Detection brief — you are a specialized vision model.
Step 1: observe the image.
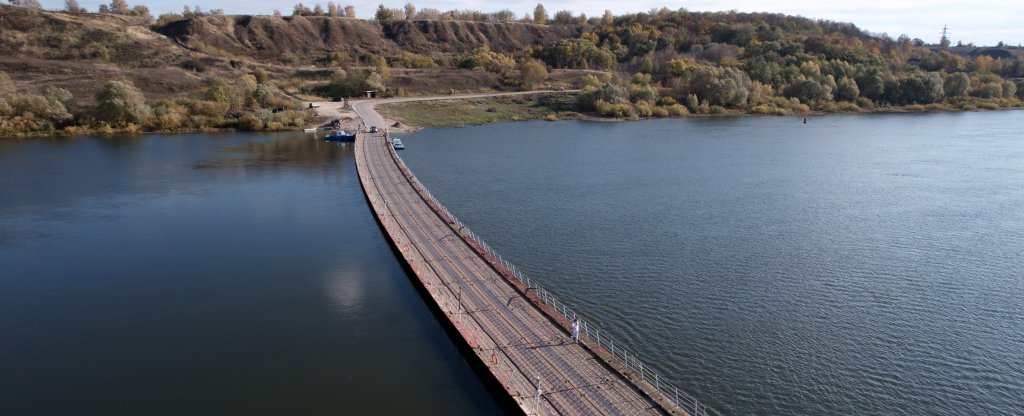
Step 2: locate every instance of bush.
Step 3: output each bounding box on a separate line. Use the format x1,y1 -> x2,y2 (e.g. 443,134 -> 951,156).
577,82 -> 626,111
519,59 -> 548,90
95,80 -> 151,126
977,101 -> 1000,110
835,102 -> 861,112
460,46 -> 516,74
391,52 -> 436,69
665,103 -> 689,116
595,100 -> 638,119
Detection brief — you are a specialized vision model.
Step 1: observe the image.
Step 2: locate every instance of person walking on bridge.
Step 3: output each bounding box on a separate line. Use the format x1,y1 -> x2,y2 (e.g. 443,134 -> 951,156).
571,318 -> 580,343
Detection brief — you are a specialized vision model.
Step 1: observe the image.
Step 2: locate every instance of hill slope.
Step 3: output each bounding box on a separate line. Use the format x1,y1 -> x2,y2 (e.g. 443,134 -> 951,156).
155,15 -> 580,63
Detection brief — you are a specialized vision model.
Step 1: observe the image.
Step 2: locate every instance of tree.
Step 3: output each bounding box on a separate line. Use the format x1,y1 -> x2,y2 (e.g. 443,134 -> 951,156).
44,86 -> 75,111
327,1 -> 339,16
690,65 -> 752,106
887,72 -> 943,104
403,3 -> 415,20
22,0 -> 42,10
293,3 -> 312,16
343,5 -> 355,17
130,5 -> 152,22
520,59 -> 548,89
96,80 -> 152,125
856,70 -> 887,102
533,3 -> 547,24
273,9 -> 282,17
491,9 -> 514,22
374,4 -> 394,22
601,10 -> 613,26
110,0 -> 129,14
943,72 -> 969,98
65,0 -> 83,13
784,78 -> 828,103
553,10 -> 573,24
313,3 -> 324,15
377,59 -> 390,95
576,81 -> 625,110
835,76 -> 859,101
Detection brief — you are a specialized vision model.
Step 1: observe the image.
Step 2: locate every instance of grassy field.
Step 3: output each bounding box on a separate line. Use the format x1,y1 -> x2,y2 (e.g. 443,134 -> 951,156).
378,93 -> 581,128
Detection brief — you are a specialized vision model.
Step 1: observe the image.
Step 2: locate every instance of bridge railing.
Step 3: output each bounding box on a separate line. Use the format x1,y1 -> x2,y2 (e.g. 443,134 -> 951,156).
364,149 -> 545,413
387,146 -> 723,416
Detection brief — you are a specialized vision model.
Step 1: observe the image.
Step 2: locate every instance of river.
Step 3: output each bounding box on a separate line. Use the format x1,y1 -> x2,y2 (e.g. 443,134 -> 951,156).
0,133 -> 502,415
2,111 -> 1022,415
397,111 -> 1024,415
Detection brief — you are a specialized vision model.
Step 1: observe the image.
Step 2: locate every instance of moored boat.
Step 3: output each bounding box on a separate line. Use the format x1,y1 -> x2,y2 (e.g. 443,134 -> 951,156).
392,138 -> 405,149
324,131 -> 356,142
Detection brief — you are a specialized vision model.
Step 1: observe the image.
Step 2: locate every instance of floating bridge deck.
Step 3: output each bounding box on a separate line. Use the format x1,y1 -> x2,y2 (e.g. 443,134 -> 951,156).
352,99 -> 700,416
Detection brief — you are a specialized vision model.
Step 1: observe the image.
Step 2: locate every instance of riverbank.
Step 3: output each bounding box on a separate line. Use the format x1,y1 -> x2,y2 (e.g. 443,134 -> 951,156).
376,92 -> 582,128
377,93 -> 1023,129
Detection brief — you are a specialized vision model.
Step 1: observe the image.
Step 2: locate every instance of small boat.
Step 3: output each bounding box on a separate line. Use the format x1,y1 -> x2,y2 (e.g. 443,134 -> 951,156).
303,128 -> 317,133
392,138 -> 405,149
324,130 -> 356,142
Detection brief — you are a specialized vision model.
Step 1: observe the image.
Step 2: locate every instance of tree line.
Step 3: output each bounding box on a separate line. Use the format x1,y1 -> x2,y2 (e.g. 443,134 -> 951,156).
0,69 -> 311,137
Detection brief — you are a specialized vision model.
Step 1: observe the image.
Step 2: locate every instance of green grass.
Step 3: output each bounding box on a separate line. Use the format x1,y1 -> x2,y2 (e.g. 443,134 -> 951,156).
378,93 -> 579,127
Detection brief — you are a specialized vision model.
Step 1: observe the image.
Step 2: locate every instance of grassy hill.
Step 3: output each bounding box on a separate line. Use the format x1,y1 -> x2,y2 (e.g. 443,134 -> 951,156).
1,4 -> 1022,137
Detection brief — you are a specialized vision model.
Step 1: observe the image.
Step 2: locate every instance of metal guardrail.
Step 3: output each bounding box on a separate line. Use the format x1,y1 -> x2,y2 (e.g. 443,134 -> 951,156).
384,142 -> 723,416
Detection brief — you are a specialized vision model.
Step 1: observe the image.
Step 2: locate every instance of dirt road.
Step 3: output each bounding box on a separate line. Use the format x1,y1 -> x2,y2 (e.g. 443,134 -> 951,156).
312,90 -> 574,132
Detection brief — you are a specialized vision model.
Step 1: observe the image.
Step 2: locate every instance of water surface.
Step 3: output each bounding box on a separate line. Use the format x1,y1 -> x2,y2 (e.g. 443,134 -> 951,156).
398,111 -> 1024,415
0,133 -> 503,415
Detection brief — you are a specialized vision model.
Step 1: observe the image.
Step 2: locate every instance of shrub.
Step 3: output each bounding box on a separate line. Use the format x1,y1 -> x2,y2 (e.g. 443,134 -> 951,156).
95,80 -> 151,125
977,101 -> 1000,110
391,52 -> 436,69
665,103 -> 689,116
835,102 -> 861,112
519,59 -> 548,90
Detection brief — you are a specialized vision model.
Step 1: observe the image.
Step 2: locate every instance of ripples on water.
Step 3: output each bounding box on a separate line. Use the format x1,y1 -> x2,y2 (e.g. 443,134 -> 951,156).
399,112 -> 1024,415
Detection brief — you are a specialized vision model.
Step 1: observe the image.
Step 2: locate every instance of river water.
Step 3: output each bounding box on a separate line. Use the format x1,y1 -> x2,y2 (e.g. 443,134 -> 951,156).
0,134 -> 502,415
3,111 -> 1022,415
397,111 -> 1024,415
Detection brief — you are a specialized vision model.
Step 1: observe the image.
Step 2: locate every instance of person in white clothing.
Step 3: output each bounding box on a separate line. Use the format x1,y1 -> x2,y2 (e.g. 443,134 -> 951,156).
571,318 -> 580,343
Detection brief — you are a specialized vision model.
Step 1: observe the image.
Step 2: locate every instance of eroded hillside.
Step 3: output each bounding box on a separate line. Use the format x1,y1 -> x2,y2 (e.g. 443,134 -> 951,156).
155,15 -> 580,63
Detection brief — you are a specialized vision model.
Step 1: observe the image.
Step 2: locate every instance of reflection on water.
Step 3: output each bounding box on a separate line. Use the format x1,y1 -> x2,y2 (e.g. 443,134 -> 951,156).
198,135 -> 355,171
0,133 -> 502,415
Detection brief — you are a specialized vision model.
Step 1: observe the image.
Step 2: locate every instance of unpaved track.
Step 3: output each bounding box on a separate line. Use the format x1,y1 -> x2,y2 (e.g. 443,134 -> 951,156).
312,90 -> 574,131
